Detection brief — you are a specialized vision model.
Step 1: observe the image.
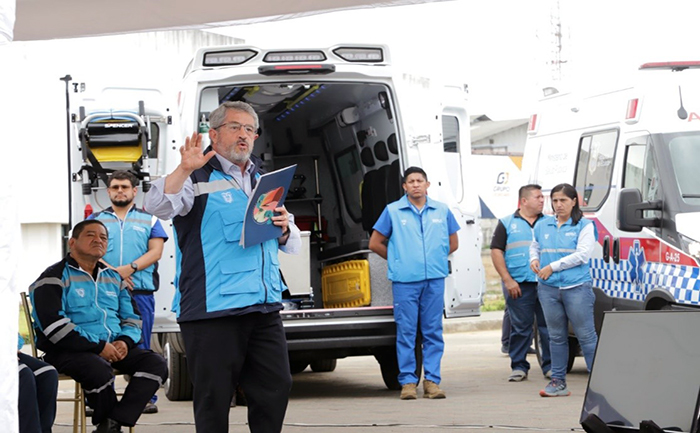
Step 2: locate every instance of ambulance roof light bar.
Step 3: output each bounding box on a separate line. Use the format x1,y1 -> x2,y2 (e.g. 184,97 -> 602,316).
263,51 -> 326,63
333,47 -> 383,63
639,61 -> 700,71
203,49 -> 257,67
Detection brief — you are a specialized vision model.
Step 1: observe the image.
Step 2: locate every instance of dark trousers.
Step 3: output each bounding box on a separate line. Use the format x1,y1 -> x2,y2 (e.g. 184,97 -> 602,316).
18,353 -> 58,433
180,312 -> 292,433
44,347 -> 167,427
505,282 -> 551,374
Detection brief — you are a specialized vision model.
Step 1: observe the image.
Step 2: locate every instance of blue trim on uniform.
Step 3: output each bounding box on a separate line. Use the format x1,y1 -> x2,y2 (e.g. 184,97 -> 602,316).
89,206 -> 168,292
172,153 -> 286,322
373,195 -> 460,283
533,216 -> 596,287
500,212 -> 540,283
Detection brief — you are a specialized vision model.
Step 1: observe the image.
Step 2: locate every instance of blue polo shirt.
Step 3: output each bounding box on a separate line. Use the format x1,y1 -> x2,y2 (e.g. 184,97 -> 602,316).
373,195 -> 460,283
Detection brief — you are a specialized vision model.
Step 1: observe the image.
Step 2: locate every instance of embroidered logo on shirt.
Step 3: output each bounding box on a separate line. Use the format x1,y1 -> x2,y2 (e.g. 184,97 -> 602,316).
105,291 -> 118,298
544,234 -> 550,240
432,218 -> 442,223
132,226 -> 147,234
75,288 -> 85,298
401,219 -> 407,226
221,192 -> 233,203
565,232 -> 576,237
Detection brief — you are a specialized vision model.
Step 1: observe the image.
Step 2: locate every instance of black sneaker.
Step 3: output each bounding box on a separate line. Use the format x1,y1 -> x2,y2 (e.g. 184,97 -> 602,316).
142,402 -> 158,414
92,418 -> 122,433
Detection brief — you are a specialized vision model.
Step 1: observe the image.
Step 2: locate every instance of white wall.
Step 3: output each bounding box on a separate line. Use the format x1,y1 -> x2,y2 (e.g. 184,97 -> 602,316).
18,223 -> 63,292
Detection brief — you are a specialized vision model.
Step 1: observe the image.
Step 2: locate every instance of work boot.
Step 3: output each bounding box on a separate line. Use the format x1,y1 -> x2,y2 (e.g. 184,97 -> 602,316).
400,383 -> 417,400
423,380 -> 446,399
92,418 -> 122,433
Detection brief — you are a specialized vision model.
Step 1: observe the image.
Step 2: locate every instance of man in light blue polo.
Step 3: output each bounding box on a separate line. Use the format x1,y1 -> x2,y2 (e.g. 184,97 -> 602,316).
369,166 -> 460,400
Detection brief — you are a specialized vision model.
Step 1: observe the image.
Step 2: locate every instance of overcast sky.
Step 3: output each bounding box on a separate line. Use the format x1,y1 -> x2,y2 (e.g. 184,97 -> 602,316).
209,0 -> 700,119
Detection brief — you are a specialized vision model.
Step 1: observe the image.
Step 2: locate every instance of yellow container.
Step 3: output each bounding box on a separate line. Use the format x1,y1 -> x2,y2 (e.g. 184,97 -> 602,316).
322,259 -> 371,308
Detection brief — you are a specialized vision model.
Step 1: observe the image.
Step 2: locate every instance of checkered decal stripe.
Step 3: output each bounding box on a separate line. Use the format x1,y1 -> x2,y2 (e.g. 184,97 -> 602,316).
591,259 -> 700,306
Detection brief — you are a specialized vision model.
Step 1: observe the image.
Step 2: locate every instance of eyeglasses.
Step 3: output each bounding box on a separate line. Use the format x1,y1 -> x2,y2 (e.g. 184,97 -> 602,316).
215,122 -> 257,135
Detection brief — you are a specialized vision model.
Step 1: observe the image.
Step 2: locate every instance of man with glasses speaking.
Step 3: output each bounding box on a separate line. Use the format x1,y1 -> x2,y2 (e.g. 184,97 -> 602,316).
145,101 -> 301,433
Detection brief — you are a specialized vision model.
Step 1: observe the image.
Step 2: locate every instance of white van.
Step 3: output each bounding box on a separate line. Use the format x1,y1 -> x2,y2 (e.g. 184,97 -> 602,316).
68,44 -> 485,399
523,61 -> 700,367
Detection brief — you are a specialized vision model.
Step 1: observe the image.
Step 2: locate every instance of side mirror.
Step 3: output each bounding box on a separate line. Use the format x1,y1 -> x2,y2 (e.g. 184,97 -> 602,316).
617,188 -> 662,232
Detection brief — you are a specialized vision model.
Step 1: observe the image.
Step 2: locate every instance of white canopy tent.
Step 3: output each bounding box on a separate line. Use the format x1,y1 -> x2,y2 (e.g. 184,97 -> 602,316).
3,0 -> 445,42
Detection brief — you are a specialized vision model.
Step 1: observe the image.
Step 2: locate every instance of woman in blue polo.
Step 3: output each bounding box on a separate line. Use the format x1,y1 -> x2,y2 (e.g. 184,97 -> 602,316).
530,183 -> 598,398
369,166 -> 460,401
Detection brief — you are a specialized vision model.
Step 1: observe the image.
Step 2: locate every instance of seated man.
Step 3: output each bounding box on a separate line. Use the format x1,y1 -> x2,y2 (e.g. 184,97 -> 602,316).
29,220 -> 168,433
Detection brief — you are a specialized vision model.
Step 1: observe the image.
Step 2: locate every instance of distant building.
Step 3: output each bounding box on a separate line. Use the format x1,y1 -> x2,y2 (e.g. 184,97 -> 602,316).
470,115 -> 529,248
470,114 -> 528,156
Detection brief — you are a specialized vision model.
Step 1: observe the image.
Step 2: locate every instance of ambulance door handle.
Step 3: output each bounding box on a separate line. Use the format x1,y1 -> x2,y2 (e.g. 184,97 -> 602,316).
603,236 -> 610,263
612,238 -> 620,264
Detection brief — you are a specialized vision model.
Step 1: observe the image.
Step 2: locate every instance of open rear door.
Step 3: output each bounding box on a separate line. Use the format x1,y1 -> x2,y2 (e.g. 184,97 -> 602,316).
441,88 -> 484,318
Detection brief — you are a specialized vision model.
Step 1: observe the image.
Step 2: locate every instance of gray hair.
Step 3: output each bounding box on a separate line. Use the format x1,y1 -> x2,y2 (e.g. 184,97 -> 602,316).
208,101 -> 259,130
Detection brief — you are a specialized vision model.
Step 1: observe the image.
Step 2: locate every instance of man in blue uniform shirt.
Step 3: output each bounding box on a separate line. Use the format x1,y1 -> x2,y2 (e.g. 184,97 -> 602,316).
30,220 -> 167,433
89,170 -> 168,414
369,166 -> 460,400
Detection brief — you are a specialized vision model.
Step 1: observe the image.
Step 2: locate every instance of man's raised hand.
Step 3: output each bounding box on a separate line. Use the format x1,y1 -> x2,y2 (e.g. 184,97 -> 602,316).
180,132 -> 216,173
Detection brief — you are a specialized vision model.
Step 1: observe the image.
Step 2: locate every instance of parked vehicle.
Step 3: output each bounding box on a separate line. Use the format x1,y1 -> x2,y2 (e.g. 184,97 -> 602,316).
68,44 -> 486,399
523,61 -> 700,369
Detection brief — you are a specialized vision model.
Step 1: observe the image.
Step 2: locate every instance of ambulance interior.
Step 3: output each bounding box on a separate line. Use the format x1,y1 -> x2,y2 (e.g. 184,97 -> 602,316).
198,82 -> 403,308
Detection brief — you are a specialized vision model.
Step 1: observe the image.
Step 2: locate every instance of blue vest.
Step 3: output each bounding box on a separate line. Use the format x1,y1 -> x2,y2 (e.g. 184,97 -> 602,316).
385,195 -> 453,283
30,258 -> 142,348
91,207 -> 158,292
500,213 -> 539,283
534,216 -> 595,287
172,155 -> 286,322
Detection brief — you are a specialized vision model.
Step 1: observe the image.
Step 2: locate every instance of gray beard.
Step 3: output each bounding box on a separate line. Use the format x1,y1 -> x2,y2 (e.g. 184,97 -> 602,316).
226,147 -> 253,165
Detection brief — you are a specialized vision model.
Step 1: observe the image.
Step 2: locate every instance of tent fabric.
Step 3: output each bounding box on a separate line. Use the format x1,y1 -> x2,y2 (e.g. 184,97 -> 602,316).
0,175 -> 20,433
11,0 -> 445,41
0,0 -> 15,43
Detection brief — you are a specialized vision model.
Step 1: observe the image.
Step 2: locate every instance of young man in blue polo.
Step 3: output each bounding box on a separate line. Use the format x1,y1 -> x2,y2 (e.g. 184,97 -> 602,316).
369,166 -> 460,400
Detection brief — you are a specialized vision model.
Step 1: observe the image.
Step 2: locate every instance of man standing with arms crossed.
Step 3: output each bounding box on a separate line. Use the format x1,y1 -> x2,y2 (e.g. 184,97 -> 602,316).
89,170 -> 167,414
490,184 -> 551,382
369,166 -> 460,400
145,101 -> 299,433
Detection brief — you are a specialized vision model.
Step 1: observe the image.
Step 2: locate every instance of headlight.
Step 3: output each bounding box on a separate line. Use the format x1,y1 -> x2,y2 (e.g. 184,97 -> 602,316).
680,234 -> 700,261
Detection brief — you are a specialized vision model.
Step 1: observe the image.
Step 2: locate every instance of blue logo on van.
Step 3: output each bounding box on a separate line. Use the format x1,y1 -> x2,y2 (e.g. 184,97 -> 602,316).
628,240 -> 646,292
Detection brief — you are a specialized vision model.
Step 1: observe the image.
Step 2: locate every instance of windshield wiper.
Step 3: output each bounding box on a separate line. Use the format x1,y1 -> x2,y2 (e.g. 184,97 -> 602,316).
682,194 -> 700,198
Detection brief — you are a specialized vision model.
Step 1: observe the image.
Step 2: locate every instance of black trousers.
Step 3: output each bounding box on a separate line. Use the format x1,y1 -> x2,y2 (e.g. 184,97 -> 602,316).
44,347 -> 167,427
18,353 -> 58,433
180,312 -> 292,433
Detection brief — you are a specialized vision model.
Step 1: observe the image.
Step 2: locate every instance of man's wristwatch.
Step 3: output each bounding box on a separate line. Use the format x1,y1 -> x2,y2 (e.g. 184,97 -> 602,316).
130,262 -> 139,273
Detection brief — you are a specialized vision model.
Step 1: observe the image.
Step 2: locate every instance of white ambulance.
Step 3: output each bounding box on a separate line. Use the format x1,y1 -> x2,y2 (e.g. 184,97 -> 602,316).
523,61 -> 700,366
68,44 -> 485,399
